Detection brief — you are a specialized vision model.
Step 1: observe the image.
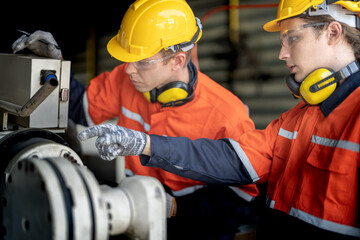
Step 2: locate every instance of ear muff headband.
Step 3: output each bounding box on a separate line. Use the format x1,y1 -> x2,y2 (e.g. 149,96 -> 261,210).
285,60 -> 360,105
143,81 -> 195,107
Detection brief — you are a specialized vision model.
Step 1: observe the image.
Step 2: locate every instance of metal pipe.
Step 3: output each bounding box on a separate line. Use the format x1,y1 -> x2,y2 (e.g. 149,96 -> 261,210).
0,77 -> 58,117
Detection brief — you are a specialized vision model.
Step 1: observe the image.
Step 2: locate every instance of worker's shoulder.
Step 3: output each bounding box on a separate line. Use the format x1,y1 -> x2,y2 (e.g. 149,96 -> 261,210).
196,72 -> 249,117
197,71 -> 245,105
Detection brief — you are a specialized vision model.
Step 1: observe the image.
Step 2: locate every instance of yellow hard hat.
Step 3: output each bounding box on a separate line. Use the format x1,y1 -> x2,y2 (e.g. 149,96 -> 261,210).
264,0 -> 360,32
107,0 -> 202,62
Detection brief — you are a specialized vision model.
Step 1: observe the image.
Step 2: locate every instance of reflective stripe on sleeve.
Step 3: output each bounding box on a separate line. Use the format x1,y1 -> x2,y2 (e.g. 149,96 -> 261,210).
289,208 -> 360,237
278,128 -> 297,140
266,196 -> 275,209
83,92 -> 95,126
229,186 -> 256,202
228,139 -> 260,183
121,106 -> 150,132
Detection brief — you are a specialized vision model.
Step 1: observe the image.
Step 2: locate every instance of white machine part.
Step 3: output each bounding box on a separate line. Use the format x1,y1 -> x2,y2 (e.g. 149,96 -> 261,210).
0,54 -> 167,240
3,157 -> 166,240
0,54 -> 70,131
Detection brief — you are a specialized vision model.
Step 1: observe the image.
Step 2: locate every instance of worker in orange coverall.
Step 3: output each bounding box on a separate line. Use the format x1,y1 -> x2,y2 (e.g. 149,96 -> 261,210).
12,1 -> 262,239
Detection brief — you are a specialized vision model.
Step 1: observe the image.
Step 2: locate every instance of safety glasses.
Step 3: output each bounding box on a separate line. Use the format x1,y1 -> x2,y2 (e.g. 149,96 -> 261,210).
280,22 -> 326,48
133,53 -> 176,70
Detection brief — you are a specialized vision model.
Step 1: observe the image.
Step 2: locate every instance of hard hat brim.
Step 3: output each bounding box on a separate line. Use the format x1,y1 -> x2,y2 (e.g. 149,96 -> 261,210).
107,29 -> 202,63
107,36 -> 155,63
263,19 -> 282,32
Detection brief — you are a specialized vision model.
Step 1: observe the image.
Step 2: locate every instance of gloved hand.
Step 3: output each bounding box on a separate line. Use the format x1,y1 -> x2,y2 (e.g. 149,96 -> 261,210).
12,30 -> 62,59
78,123 -> 147,161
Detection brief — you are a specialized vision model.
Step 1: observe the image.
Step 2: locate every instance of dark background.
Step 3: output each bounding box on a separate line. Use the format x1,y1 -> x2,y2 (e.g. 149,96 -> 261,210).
0,1 -> 133,60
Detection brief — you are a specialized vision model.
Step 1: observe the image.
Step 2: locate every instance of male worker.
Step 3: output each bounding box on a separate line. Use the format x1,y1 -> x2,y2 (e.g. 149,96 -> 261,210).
78,0 -> 360,239
12,0 -> 260,239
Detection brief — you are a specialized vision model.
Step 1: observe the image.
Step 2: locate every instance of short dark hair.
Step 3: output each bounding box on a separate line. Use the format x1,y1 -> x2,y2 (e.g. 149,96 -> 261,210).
300,15 -> 360,59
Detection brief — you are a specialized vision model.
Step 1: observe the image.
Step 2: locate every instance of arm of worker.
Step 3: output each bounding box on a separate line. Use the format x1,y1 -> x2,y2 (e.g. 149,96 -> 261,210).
68,73 -> 89,126
141,135 -> 258,185
78,123 -> 260,186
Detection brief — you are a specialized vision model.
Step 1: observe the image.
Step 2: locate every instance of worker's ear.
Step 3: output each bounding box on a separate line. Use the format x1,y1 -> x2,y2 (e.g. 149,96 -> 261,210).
171,52 -> 186,71
327,21 -> 342,46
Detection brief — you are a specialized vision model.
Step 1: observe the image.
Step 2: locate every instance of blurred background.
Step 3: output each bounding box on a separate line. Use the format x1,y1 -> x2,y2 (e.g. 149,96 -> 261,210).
0,0 -> 299,129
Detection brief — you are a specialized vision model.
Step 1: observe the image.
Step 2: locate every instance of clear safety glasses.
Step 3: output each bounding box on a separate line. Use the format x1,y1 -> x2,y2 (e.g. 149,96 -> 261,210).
133,53 -> 176,70
280,22 -> 326,48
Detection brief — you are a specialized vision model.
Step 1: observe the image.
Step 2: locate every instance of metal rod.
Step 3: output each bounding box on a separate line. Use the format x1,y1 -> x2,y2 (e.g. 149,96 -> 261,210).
0,78 -> 58,117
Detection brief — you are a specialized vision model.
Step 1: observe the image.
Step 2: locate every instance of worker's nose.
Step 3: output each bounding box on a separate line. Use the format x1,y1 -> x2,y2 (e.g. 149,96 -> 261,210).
126,62 -> 138,75
278,45 -> 290,61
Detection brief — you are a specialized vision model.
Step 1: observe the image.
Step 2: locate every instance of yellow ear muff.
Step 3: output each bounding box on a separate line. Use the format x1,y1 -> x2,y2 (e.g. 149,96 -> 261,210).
143,81 -> 190,106
300,68 -> 336,105
157,88 -> 188,103
143,91 -> 151,102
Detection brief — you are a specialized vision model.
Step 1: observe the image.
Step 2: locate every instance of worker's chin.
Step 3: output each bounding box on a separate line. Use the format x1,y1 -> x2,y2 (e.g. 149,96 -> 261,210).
294,73 -> 304,83
133,85 -> 149,93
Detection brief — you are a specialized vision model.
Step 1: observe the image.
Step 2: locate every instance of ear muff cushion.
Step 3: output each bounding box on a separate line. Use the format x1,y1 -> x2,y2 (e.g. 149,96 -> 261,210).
157,88 -> 189,103
300,68 -> 336,105
143,91 -> 151,102
285,74 -> 301,98
157,82 -> 189,103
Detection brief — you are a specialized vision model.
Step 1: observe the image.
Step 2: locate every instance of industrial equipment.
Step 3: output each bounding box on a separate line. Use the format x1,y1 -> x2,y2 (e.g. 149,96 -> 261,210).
0,54 -> 166,240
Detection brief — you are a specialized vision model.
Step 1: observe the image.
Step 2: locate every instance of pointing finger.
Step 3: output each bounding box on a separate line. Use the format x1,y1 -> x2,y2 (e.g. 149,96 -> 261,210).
77,125 -> 111,141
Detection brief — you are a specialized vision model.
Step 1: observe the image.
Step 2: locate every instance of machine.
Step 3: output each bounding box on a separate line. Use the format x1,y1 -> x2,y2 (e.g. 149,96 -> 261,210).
0,54 -> 166,240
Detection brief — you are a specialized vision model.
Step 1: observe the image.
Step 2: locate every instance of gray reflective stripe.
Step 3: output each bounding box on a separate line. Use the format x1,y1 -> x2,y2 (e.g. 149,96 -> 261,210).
278,128 -> 297,140
229,186 -> 256,202
228,138 -> 260,183
121,106 -> 150,132
168,185 -> 255,200
171,185 -> 206,197
289,208 -> 360,237
266,196 -> 275,209
83,92 -> 95,126
311,135 -> 360,153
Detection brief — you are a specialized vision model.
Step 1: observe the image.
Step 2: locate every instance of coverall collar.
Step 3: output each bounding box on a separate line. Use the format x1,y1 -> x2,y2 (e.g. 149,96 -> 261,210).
320,70 -> 360,117
187,60 -> 198,96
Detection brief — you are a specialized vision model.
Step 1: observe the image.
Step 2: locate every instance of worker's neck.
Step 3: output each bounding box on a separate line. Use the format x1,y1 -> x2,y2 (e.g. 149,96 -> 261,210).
178,65 -> 190,84
164,64 -> 190,86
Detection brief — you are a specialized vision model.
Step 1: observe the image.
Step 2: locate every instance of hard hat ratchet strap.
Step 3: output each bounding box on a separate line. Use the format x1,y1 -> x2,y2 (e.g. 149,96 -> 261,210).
167,17 -> 203,53
306,0 -> 360,30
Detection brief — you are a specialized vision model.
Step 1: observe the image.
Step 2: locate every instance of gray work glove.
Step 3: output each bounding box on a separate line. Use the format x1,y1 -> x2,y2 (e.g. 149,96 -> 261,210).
12,30 -> 62,59
78,123 -> 147,161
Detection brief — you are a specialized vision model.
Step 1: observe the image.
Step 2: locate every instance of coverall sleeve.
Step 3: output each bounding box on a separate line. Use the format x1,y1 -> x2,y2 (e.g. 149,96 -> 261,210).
140,135 -> 260,185
68,73 -> 88,126
140,118 -> 282,185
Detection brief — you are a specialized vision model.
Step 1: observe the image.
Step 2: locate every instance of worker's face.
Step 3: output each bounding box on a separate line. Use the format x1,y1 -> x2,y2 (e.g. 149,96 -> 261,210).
125,52 -> 175,92
278,18 -> 331,82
